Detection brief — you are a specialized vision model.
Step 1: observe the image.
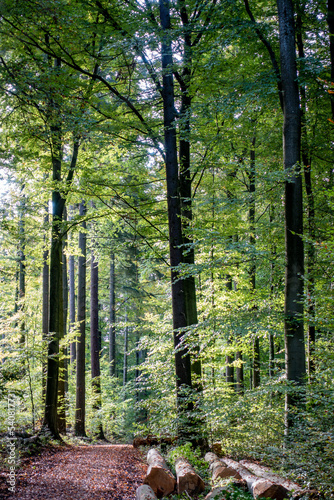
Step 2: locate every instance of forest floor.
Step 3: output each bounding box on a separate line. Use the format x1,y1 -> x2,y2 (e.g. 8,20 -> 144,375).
0,443 -> 147,499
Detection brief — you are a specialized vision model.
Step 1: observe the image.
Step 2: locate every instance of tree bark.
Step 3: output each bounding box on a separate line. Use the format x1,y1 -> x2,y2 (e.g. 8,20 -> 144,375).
175,457 -> 205,495
159,0 -> 193,437
57,207 -> 68,435
276,0 -> 306,428
43,63 -> 64,437
75,200 -> 87,437
296,8 -> 316,378
109,251 -> 116,376
90,240 -> 104,439
144,449 -> 176,498
327,0 -> 334,119
123,310 -> 128,387
222,458 -> 289,499
42,204 -> 49,400
69,207 -> 76,364
18,194 -> 26,345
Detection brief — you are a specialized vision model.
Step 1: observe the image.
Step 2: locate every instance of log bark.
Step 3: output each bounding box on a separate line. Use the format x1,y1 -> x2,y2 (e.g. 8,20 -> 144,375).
144,449 -> 176,498
205,452 -> 242,481
222,458 -> 289,499
136,485 -> 157,500
204,452 -> 219,465
175,457 -> 205,495
239,460 -> 302,494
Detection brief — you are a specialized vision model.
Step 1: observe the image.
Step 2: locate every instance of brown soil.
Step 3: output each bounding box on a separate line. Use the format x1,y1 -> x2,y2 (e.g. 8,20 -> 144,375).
0,444 -> 146,499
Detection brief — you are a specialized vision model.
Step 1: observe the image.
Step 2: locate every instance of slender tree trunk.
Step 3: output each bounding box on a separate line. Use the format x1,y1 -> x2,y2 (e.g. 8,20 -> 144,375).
225,277 -> 235,387
159,0 -> 193,437
296,9 -> 316,378
123,310 -> 128,387
248,135 -> 260,388
327,0 -> 334,119
57,207 -> 68,434
235,350 -> 244,393
75,201 -> 87,437
109,252 -> 116,376
277,0 -> 306,429
269,207 -> 276,378
69,207 -> 76,364
90,241 -> 104,439
42,203 -> 49,400
18,194 -> 26,345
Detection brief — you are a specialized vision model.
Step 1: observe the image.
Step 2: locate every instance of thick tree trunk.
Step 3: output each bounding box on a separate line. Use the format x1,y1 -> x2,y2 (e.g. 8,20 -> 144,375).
159,0 -> 193,437
75,201 -> 87,437
43,84 -> 64,437
178,27 -> 202,387
277,0 -> 306,428
44,164 -> 63,439
109,252 -> 116,376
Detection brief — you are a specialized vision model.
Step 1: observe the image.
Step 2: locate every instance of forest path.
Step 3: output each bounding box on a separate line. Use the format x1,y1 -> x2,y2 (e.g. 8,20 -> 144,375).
4,443 -> 146,499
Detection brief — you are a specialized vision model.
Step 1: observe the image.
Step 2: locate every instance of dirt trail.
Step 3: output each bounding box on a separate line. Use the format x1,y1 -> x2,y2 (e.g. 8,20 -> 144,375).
1,444 -> 146,499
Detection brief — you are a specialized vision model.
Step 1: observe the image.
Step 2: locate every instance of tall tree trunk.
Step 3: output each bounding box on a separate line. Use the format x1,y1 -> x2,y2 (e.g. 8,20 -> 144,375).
178,3 -> 202,388
57,207 -> 68,435
269,206 -> 276,378
42,203 -> 49,400
69,207 -> 76,364
277,0 -> 306,429
18,194 -> 26,345
109,251 -> 116,376
296,9 -> 316,378
75,201 -> 87,437
327,0 -> 334,119
249,135 -> 260,389
90,241 -> 104,439
159,0 -> 193,438
225,277 -> 235,388
123,310 -> 128,387
43,58 -> 63,437
44,164 -> 63,439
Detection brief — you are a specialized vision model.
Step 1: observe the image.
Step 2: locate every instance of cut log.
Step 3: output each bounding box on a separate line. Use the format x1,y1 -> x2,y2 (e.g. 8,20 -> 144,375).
240,461 -> 320,499
205,452 -> 219,465
175,457 -> 205,495
222,458 -> 289,499
136,485 -> 157,500
144,448 -> 176,498
211,460 -> 242,482
239,460 -> 302,494
205,452 -> 242,482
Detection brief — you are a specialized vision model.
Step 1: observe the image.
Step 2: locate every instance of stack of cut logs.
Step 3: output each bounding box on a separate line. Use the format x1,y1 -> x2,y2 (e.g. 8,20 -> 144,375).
136,449 -> 319,499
